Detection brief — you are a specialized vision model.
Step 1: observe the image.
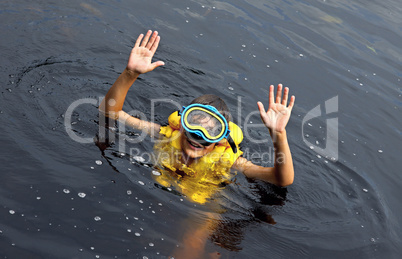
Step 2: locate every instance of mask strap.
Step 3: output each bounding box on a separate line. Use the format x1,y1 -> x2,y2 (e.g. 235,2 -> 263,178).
227,134 -> 237,153
178,106 -> 186,116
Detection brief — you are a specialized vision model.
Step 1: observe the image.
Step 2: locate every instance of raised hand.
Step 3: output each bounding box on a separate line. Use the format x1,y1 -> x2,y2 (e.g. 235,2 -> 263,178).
126,30 -> 165,74
257,84 -> 295,134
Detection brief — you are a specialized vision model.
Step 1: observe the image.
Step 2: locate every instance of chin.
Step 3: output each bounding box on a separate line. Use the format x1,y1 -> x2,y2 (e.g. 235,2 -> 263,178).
183,149 -> 204,159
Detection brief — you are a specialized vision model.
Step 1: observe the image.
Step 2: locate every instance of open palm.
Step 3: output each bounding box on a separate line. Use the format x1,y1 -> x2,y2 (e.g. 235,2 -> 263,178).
126,30 -> 164,74
257,84 -> 295,133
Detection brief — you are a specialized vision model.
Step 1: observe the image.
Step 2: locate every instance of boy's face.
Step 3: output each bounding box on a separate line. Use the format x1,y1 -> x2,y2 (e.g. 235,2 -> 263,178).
180,129 -> 215,159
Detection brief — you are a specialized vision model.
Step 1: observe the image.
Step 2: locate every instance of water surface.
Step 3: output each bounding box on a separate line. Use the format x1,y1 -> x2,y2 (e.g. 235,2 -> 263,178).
1,0 -> 401,258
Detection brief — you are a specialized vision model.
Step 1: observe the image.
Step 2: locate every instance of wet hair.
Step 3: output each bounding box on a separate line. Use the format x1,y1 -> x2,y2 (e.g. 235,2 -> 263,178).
190,94 -> 231,122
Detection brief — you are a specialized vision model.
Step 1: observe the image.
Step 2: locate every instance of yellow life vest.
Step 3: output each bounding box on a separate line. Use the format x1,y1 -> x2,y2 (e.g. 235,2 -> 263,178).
153,111 -> 243,204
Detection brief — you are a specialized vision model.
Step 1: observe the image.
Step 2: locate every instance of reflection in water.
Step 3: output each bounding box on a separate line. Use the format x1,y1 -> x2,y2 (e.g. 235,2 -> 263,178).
95,119 -> 288,255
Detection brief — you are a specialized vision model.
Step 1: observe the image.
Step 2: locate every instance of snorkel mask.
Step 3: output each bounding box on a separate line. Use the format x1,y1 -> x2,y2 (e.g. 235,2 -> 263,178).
179,104 -> 238,153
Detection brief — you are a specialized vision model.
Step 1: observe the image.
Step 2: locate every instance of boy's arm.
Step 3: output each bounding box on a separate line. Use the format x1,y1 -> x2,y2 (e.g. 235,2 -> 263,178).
99,30 -> 165,137
232,84 -> 295,187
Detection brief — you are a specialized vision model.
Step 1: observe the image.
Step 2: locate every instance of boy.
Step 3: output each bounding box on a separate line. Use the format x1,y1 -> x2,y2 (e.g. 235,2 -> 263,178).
99,30 -> 295,193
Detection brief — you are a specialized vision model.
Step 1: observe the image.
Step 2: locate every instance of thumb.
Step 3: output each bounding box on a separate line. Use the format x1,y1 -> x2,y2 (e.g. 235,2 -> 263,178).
257,101 -> 268,122
150,60 -> 165,70
257,101 -> 266,115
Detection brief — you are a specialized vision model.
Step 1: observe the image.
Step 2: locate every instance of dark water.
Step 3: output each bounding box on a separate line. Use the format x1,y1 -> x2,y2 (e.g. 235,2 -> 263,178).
1,0 -> 401,258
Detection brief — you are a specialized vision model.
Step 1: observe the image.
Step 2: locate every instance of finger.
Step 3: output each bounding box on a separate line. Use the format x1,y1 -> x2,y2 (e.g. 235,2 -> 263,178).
288,95 -> 295,110
268,85 -> 274,109
146,31 -> 158,49
140,30 -> 152,47
135,33 -> 144,48
282,87 -> 289,106
150,35 -> 161,54
276,84 -> 283,103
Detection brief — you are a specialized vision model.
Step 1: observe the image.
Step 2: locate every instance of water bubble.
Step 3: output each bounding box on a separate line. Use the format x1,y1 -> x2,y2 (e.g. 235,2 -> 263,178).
133,156 -> 145,163
149,243 -> 154,247
127,190 -> 132,195
242,44 -> 246,48
95,160 -> 102,165
94,216 -> 101,221
78,192 -> 86,198
228,86 -> 234,91
135,232 -> 141,236
9,210 -> 15,215
36,197 -> 41,200
63,189 -> 70,194
299,54 -> 304,57
127,229 -> 132,233
362,189 -> 368,193
378,150 -> 383,153
138,181 -> 145,186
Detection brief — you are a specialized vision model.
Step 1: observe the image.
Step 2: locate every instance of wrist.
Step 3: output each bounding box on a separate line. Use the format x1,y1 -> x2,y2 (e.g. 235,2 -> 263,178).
124,67 -> 140,78
269,129 -> 287,145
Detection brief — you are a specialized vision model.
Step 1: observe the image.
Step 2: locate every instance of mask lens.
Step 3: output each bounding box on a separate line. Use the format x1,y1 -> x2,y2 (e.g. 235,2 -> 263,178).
186,110 -> 222,138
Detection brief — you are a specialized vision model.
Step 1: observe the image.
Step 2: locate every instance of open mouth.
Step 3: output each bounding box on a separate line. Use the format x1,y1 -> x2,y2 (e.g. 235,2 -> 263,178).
187,139 -> 204,149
